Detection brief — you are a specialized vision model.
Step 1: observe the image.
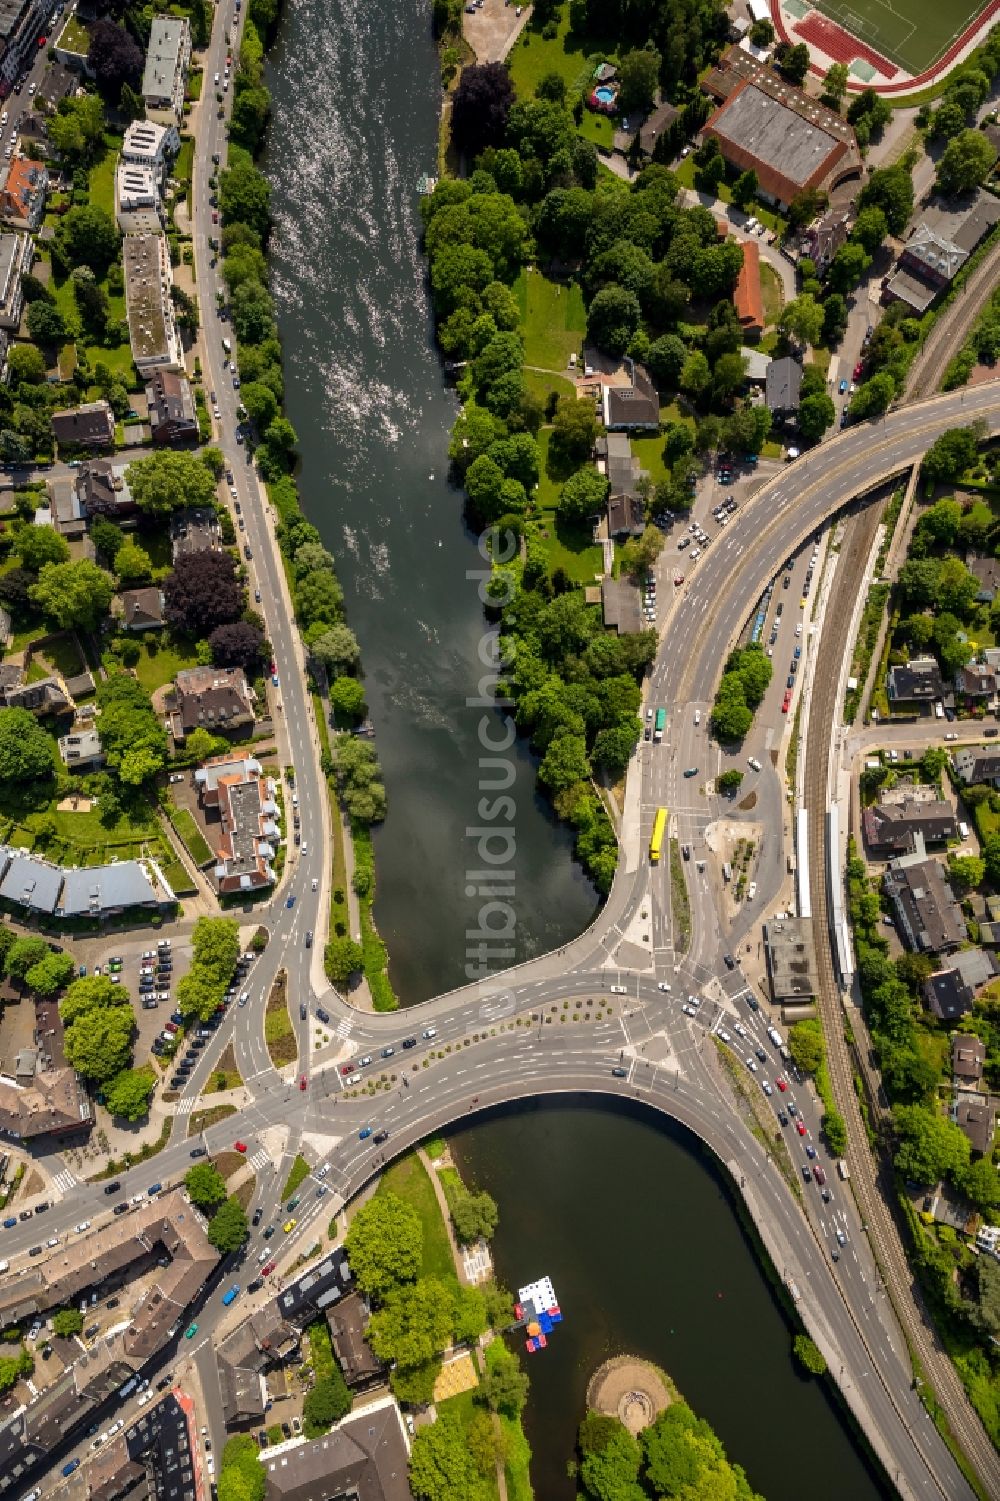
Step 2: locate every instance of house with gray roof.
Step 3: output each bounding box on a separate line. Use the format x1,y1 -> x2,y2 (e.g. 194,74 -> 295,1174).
884,855 -> 965,955
57,727 -> 103,769
0,852 -> 62,914
141,15 -> 190,125
259,1396 -> 413,1501
57,859 -> 167,918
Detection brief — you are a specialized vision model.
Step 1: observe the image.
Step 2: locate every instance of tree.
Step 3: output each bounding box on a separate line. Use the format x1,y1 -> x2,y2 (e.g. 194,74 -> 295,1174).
26,299 -> 68,346
15,524 -> 70,572
96,671 -> 167,786
185,1162 -> 228,1211
409,1412 -> 492,1501
586,285 -> 641,357
302,1370 -> 351,1437
24,951 -> 74,996
731,169 -> 758,210
797,392 -> 835,444
218,1436 -> 265,1501
794,1334 -> 827,1375
104,1066 -> 156,1121
114,540 -> 152,585
893,1103 -> 971,1185
295,572 -> 345,632
7,344 -> 46,386
481,1346 -> 529,1417
859,164 -> 913,236
539,732 -> 589,792
447,1184 -> 499,1244
59,973 -> 125,1024
330,677 -> 366,721
219,161 -> 272,241
64,1003 -> 134,1082
592,722 -> 640,776
368,1276 -> 456,1371
749,16 -> 774,44
647,333 -> 687,389
789,1018 -> 825,1074
557,466 -> 608,525
345,1191 -> 422,1298
29,558 -> 113,630
451,62 -> 514,159
127,450 -> 218,515
716,768 -> 743,795
88,18 -> 144,91
164,551 -> 244,635
849,371 -> 896,420
851,205 -> 888,256
239,379 -> 279,431
550,395 -> 598,468
310,623 -> 361,673
827,241 -> 870,295
52,204 -> 119,278
176,967 -> 227,1023
937,128 -> 997,195
779,295 -> 823,349
823,61 -> 849,105
209,621 -> 266,673
324,936 -> 364,986
0,707 -> 55,784
7,935 -> 51,982
207,1196 -> 249,1254
922,425 -> 981,484
778,41 -> 810,84
52,1308 -> 84,1337
948,853 -> 985,891
618,48 -> 660,116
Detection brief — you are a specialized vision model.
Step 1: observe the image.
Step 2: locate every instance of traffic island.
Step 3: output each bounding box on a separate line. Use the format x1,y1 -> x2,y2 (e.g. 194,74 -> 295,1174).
586,1356 -> 674,1436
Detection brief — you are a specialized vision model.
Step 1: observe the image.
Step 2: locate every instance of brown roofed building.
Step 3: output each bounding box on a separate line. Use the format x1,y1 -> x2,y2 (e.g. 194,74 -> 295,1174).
954,1099 -> 995,1155
734,236 -> 763,336
862,798 -> 957,857
0,157 -> 49,230
638,100 -> 680,157
602,359 -> 659,431
121,586 -> 165,632
195,754 -> 278,894
166,665 -> 254,742
0,1066 -> 91,1142
51,401 -> 115,453
952,1033 -> 986,1084
146,369 -> 198,445
260,1396 -> 413,1501
78,459 -> 137,520
884,856 -> 966,955
327,1291 -> 385,1389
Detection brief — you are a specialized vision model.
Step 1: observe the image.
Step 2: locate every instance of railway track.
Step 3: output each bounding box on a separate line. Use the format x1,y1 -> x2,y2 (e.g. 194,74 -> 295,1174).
805,506 -> 1000,1498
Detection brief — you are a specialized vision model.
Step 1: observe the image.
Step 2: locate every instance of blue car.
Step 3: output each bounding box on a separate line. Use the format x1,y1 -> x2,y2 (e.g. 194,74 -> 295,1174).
838,378 -> 848,394
2,1217 -> 15,1229
286,895 -> 295,909
359,1126 -> 373,1140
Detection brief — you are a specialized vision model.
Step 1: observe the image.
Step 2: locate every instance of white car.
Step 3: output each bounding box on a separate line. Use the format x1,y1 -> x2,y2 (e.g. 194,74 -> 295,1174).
311,878 -> 318,890
346,1073 -> 361,1085
46,1236 -> 58,1248
746,1057 -> 758,1072
795,623 -> 803,637
733,1021 -> 746,1037
694,709 -> 701,725
762,1080 -> 773,1096
656,981 -> 671,992
747,882 -> 757,900
944,732 -> 957,741
131,1194 -> 144,1204
74,1220 -> 91,1233
610,985 -> 627,994
682,1003 -> 697,1016
718,1027 -> 731,1042
748,756 -> 761,772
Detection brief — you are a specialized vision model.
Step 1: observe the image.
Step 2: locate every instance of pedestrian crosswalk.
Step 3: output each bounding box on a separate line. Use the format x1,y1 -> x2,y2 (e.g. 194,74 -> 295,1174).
334,1017 -> 352,1041
50,1169 -> 76,1195
175,1097 -> 196,1117
248,1149 -> 270,1172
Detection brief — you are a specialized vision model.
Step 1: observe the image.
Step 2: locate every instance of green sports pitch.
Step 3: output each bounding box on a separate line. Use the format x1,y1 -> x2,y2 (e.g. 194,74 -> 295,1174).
809,0 -> 991,76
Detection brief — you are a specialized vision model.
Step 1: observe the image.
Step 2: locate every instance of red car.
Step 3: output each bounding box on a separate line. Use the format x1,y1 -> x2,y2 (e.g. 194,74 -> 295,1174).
781,689 -> 792,713
776,1078 -> 787,1092
212,211 -> 218,223
234,1141 -> 247,1153
853,361 -> 864,380
796,1120 -> 807,1136
674,574 -> 684,586
298,1074 -> 307,1091
339,1063 -> 353,1077
262,1260 -> 276,1276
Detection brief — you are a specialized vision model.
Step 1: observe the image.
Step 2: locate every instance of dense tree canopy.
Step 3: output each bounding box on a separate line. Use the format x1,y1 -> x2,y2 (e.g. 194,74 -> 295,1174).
164,551 -> 244,635
345,1191 -> 423,1298
96,671 -> 167,786
126,450 -> 219,515
104,1066 -> 156,1121
0,708 -> 54,784
29,559 -> 113,630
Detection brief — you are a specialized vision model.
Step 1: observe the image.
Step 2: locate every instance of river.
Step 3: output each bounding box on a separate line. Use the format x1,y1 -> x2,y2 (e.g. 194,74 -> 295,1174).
262,2 -> 887,1495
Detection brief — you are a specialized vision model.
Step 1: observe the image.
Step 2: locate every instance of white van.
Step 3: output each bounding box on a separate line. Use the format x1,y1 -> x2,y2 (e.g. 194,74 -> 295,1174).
959,821 -> 970,840
934,701 -> 944,719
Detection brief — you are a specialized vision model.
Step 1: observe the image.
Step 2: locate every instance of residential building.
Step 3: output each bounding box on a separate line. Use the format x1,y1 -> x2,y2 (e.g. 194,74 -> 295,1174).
597,430 -> 646,538
0,155 -> 47,230
77,457 -> 137,520
217,1303 -> 299,1428
51,400 -> 114,452
166,665 -> 254,742
45,474 -> 85,539
121,118 -> 180,178
120,585 -> 165,631
602,359 -> 659,431
275,1245 -> 354,1324
327,1291 -> 384,1389
1,674 -> 71,715
968,554 -> 1000,604
146,368 -> 198,444
884,855 -> 966,954
887,194 -> 1000,313
924,967 -> 975,1022
955,661 -> 997,700
953,746 -> 1000,787
0,228 -> 29,330
81,1391 -> 199,1501
886,655 -> 944,705
638,100 -> 680,157
803,207 -> 851,271
952,1033 -> 986,1085
33,61 -> 76,115
861,797 -> 957,857
741,346 -> 771,383
57,858 -> 172,918
0,0 -> 49,92
259,1396 -> 413,1501
195,754 -> 279,894
123,232 -> 183,373
115,160 -> 160,234
57,727 -> 103,769
953,1099 -> 995,1155
601,575 -> 643,635
170,505 -> 221,557
765,355 -> 802,420
763,917 -> 818,1005
0,1066 -> 90,1140
0,850 -> 61,914
141,15 -> 191,126
700,49 -> 861,208
734,236 -> 763,336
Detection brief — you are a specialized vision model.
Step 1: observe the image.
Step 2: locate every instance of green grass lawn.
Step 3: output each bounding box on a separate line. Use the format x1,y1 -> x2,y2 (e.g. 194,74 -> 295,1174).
631,433 -> 672,488
56,11 -> 89,52
530,515 -> 604,584
523,368 -> 576,409
169,805 -> 214,867
507,3 -> 602,101
577,110 -> 613,149
811,0 -> 987,74
128,633 -> 199,694
759,262 -> 783,328
88,140 -> 120,219
534,428 -> 562,509
84,340 -> 137,389
377,1152 -> 456,1284
282,1154 -> 310,1201
37,632 -> 85,680
514,269 -> 586,373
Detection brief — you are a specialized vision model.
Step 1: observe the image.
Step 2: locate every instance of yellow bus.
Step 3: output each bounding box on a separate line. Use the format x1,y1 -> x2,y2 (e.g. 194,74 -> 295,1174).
649,807 -> 668,864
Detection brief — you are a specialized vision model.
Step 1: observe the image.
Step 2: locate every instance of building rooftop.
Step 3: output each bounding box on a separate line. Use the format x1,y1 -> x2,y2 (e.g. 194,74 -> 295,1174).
141,16 -> 188,102
734,236 -> 763,332
603,360 -> 659,430
862,797 -> 956,856
884,856 -> 966,955
168,665 -> 253,739
121,585 -> 165,630
260,1397 -> 412,1501
705,79 -> 848,201
954,1100 -> 994,1155
51,402 -> 114,450
765,355 -> 802,414
58,860 -> 159,917
0,1066 -> 90,1140
123,233 -> 174,365
952,1032 -> 986,1082
277,1246 -> 353,1323
887,656 -> 944,703
764,917 -> 819,1002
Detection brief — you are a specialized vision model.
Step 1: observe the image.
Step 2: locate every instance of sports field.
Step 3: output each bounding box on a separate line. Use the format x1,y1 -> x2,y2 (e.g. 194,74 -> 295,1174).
808,0 -> 991,75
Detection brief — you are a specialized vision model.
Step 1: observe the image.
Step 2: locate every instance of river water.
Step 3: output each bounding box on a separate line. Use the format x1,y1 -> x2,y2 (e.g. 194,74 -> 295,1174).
263,3 -> 886,1494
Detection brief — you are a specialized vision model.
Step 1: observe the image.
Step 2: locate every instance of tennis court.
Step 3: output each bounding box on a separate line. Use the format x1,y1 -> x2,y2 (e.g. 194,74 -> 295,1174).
807,0 -> 991,76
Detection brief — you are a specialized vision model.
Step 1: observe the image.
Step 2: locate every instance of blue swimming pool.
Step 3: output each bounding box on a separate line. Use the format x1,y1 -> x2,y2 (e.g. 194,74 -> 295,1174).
594,85 -> 616,105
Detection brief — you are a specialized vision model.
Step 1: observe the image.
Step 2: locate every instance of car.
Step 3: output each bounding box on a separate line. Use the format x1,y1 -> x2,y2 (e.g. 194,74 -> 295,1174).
945,731 -> 957,741
776,1077 -> 787,1091
346,1072 -> 362,1085
262,1258 -> 276,1274
778,1111 -> 789,1127
657,981 -> 671,992
802,1165 -> 812,1182
762,1080 -> 773,1096
787,1100 -> 797,1115
286,895 -> 295,909
283,1219 -> 297,1233
185,1323 -> 198,1338
683,766 -> 698,778
836,1229 -> 846,1246
745,1057 -> 757,1072
723,954 -> 735,971
359,1125 -> 373,1139
104,1181 -> 122,1196
781,690 -> 791,714
786,675 -> 794,690
611,1066 -> 627,1077
838,378 -> 848,394
299,1074 -> 307,1091
305,930 -> 313,948
796,1120 -> 807,1136
681,844 -> 690,861
402,1036 -> 417,1048
244,545 -> 253,560
813,1165 -> 827,1185
795,622 -> 802,637
422,1027 -> 437,1039
986,727 -> 999,738
746,882 -> 757,900
373,1129 -> 389,1143
682,1002 -> 697,1016
114,1202 -> 128,1216
381,1045 -> 394,1058
75,1220 -> 91,1233
853,361 -> 864,380
674,574 -> 684,586
234,1141 -> 247,1153
272,673 -> 279,687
